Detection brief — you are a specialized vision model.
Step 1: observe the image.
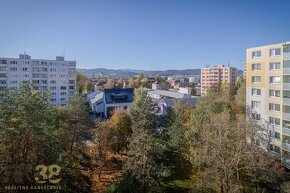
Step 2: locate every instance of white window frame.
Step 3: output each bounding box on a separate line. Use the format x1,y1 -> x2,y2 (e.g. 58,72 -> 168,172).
252,63 -> 261,71
269,103 -> 280,112
269,76 -> 281,84
269,90 -> 280,98
270,48 -> 281,56
252,76 -> 261,83
269,62 -> 280,70
251,88 -> 261,96
252,51 -> 261,59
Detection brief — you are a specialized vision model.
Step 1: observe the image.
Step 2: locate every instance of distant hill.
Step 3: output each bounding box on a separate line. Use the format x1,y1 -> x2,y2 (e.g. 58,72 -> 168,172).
77,68 -> 243,78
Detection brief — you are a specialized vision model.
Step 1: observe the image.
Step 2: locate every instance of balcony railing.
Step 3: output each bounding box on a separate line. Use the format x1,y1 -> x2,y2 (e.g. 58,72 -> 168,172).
283,113 -> 290,121
282,158 -> 290,169
284,83 -> 290,90
284,52 -> 290,60
284,98 -> 290,106
282,142 -> 290,152
284,68 -> 290,74
283,127 -> 290,136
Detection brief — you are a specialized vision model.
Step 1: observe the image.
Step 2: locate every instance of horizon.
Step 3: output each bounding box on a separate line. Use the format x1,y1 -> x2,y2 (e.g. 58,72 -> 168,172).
1,0 -> 290,70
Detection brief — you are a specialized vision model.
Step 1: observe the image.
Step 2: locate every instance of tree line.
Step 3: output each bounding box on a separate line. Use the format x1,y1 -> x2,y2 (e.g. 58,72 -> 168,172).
1,80 -> 290,193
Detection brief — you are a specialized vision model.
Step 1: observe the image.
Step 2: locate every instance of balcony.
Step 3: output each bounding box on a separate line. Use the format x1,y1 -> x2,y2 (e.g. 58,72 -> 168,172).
284,98 -> 290,106
283,113 -> 290,121
282,142 -> 290,152
283,127 -> 290,136
284,68 -> 290,74
284,83 -> 290,90
284,52 -> 290,60
282,158 -> 290,169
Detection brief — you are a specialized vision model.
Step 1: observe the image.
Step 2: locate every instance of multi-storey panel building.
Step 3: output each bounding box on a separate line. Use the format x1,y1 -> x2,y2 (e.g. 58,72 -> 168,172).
0,54 -> 76,106
201,64 -> 237,95
246,42 -> 290,168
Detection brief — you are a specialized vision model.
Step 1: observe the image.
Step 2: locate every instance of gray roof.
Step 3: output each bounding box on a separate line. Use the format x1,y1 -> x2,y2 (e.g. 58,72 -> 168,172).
87,90 -> 103,100
159,97 -> 199,108
148,90 -> 191,99
90,92 -> 104,104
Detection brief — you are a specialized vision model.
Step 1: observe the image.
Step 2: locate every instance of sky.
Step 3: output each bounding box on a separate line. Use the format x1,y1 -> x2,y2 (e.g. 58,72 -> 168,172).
0,0 -> 290,70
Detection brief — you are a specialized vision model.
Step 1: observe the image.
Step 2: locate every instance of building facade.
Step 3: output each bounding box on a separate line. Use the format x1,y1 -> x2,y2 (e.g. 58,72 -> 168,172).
0,54 -> 76,106
201,64 -> 237,95
246,42 -> 290,168
104,88 -> 134,118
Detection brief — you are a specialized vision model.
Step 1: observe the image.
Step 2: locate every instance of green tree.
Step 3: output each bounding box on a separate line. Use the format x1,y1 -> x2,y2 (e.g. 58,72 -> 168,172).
60,95 -> 95,193
123,88 -> 167,193
77,72 -> 86,94
129,77 -> 136,88
0,83 -> 64,188
107,109 -> 132,153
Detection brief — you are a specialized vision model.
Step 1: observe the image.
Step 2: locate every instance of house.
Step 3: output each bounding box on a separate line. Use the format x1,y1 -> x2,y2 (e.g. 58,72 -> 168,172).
158,97 -> 199,114
147,89 -> 191,100
87,90 -> 105,117
104,88 -> 134,118
152,81 -> 162,90
188,75 -> 201,84
178,87 -> 192,95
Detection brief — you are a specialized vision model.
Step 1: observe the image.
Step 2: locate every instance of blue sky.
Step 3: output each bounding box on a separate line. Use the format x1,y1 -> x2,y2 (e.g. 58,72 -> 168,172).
0,0 -> 290,70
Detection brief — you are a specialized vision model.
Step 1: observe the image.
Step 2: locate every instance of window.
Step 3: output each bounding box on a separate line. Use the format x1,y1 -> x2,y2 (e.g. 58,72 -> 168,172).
269,62 -> 280,70
270,48 -> 281,56
251,101 -> 261,108
10,67 -> 17,71
270,76 -> 280,84
269,103 -> 280,111
269,90 -> 280,97
270,131 -> 280,139
252,113 -> 261,120
50,80 -> 56,84
284,91 -> 290,98
255,139 -> 260,146
33,61 -> 40,65
9,61 -> 17,64
10,80 -> 17,84
269,117 -> 280,125
0,66 -> 6,71
124,106 -> 127,110
252,51 -> 261,58
252,88 -> 261,95
60,92 -> 66,96
0,73 -> 7,78
23,68 -> 28,71
0,60 -> 7,64
269,144 -> 280,154
252,76 -> 261,83
252,63 -> 261,70
60,86 -> 67,90
50,86 -> 56,90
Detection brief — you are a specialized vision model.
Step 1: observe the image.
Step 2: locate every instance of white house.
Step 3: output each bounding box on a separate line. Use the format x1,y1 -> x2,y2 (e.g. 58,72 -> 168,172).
104,88 -> 134,118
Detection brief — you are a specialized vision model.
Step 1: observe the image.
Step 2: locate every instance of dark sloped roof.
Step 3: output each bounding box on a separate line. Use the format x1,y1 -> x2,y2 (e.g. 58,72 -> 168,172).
104,88 -> 134,104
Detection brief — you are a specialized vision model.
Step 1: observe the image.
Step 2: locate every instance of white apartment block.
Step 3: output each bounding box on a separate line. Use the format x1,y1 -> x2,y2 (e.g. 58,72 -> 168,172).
246,42 -> 290,168
201,64 -> 237,95
0,54 -> 76,106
